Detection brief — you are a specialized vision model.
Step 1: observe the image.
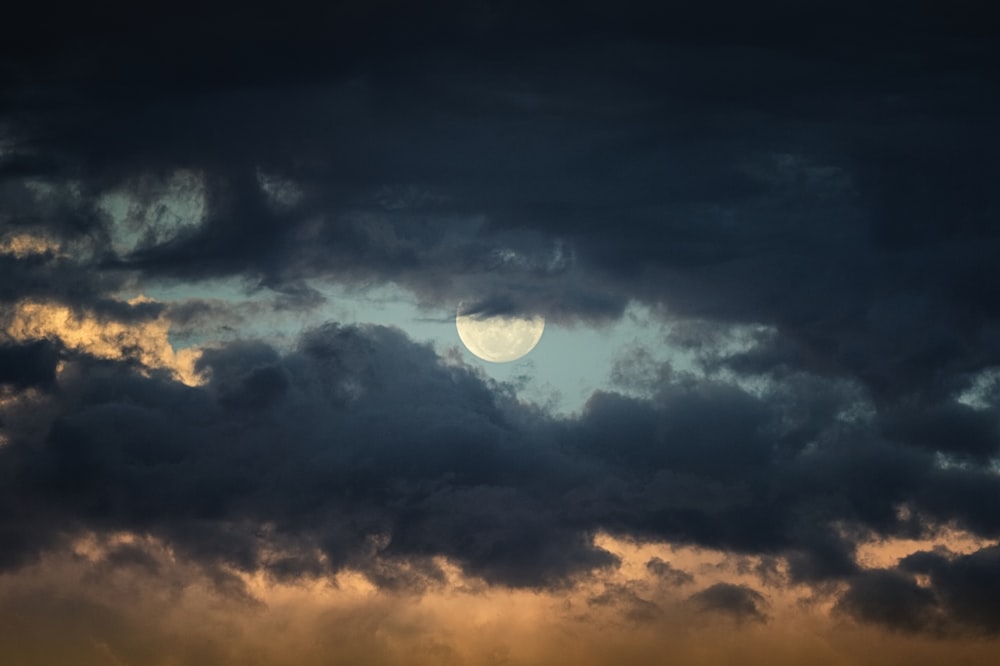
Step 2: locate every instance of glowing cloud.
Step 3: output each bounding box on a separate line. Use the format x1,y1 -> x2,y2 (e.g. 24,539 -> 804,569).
4,298 -> 204,386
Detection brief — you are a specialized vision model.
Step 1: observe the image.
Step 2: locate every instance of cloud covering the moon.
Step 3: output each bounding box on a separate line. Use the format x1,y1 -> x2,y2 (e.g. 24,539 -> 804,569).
456,312 -> 544,362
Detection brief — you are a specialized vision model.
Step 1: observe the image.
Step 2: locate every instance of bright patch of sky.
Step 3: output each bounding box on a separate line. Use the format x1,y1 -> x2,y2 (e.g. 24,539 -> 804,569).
98,170 -> 206,254
955,368 -> 1000,411
103,173 -> 730,414
322,284 -> 696,414
142,276 -> 695,415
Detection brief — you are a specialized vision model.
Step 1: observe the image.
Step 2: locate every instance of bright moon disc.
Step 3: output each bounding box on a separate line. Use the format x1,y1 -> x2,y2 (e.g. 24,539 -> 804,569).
456,311 -> 545,363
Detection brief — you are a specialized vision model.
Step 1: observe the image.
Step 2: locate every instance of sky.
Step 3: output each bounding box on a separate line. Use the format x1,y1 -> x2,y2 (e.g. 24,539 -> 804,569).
1,2 -> 1000,664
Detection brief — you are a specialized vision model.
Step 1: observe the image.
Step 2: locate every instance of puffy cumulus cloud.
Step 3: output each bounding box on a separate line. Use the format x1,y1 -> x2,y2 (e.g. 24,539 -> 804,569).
3,298 -> 203,386
0,320 -> 998,625
0,323 -> 612,586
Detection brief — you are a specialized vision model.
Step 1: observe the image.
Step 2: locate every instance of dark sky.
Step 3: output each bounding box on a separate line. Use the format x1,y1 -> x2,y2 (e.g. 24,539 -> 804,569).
2,2 -> 1000,659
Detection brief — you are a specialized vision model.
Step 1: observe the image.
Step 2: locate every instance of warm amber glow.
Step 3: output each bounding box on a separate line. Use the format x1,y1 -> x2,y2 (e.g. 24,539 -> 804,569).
0,232 -> 61,258
4,298 -> 204,386
3,529 -> 994,665
855,527 -> 994,569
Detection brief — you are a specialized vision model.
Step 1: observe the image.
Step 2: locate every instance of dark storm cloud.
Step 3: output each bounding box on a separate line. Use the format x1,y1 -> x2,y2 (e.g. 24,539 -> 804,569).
838,545 -> 1000,636
900,546 -> 1000,634
2,0 -> 1000,636
3,0 -> 996,420
0,323 -> 610,586
836,569 -> 942,634
0,321 -> 996,598
0,341 -> 58,390
879,401 -> 1000,461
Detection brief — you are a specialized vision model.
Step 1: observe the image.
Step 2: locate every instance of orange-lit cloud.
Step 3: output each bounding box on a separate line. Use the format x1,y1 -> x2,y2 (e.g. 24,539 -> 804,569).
855,526 -> 995,571
4,298 -> 204,386
3,530 -> 999,666
0,232 -> 62,258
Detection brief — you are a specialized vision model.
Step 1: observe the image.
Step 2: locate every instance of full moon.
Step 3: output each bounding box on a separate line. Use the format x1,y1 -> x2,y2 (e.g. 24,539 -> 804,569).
455,311 -> 545,363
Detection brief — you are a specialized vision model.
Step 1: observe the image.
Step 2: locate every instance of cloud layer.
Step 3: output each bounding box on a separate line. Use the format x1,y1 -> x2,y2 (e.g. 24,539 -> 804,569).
2,0 -> 1000,657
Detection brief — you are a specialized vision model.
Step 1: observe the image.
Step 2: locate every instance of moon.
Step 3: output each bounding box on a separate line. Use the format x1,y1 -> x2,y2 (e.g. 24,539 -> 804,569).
455,310 -> 545,363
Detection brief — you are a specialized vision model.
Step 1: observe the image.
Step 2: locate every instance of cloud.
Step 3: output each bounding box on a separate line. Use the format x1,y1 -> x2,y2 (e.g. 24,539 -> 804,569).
688,583 -> 769,624
2,314 -> 999,604
0,341 -> 59,390
0,323 -> 609,586
836,543 -> 1000,637
0,232 -> 61,259
4,299 -> 203,386
836,569 -> 943,634
3,3 -> 998,394
901,545 -> 1000,634
587,582 -> 663,624
645,557 -> 694,586
2,0 -> 1000,648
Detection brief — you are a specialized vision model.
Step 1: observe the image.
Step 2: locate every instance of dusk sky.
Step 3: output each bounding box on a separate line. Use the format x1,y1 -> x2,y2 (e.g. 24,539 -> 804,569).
2,2 -> 1000,664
